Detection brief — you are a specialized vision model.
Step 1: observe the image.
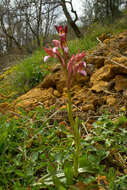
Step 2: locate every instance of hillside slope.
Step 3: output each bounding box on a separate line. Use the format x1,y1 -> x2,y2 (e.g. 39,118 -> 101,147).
1,30 -> 125,124
0,29 -> 127,190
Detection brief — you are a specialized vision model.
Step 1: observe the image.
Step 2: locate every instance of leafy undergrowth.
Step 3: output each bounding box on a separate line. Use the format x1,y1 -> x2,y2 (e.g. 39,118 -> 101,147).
0,106 -> 127,189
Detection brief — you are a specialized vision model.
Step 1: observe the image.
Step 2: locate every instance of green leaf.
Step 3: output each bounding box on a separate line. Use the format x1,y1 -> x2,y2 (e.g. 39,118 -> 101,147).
64,165 -> 74,185
26,167 -> 34,176
31,151 -> 39,162
15,170 -> 25,177
53,176 -> 66,189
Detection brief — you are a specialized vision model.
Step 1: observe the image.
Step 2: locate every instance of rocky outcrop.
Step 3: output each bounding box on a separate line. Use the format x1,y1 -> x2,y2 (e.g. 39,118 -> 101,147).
1,30 -> 127,121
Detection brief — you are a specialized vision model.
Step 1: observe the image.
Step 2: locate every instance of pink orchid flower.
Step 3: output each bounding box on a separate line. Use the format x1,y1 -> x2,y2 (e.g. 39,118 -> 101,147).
43,25 -> 87,89
55,25 -> 68,38
75,52 -> 86,62
44,46 -> 65,67
44,26 -> 69,64
44,47 -> 55,57
55,25 -> 69,56
67,53 -> 86,88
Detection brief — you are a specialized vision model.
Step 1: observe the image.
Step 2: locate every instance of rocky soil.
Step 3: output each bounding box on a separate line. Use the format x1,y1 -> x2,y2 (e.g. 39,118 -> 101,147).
1,31 -> 127,127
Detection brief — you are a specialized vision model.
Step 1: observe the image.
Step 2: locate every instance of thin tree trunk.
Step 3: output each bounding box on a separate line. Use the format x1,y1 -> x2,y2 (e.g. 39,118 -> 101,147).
1,13 -> 22,51
61,0 -> 83,38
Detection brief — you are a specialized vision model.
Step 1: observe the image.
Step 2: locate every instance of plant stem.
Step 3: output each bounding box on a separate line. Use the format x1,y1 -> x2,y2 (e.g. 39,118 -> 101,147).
67,90 -> 75,130
67,90 -> 79,178
73,117 -> 80,178
74,138 -> 79,178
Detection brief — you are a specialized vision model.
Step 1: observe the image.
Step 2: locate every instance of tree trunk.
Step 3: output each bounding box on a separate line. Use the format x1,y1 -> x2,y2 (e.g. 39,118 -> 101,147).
0,14 -> 23,51
61,0 -> 83,38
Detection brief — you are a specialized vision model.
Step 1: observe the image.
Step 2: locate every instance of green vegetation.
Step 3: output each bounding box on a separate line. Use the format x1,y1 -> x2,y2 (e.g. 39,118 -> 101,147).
9,50 -> 49,93
0,107 -> 127,189
69,17 -> 127,54
0,50 -> 52,101
0,11 -> 127,189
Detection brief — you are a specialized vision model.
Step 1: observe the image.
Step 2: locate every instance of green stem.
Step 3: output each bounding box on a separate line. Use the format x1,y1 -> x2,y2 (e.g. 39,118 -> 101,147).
74,141 -> 79,177
67,90 -> 75,130
67,90 -> 80,178
64,69 -> 80,177
73,117 -> 80,178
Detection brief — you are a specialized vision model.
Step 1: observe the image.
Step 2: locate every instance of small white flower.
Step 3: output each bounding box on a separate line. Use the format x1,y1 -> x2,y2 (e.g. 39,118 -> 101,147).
44,55 -> 50,62
83,61 -> 86,67
64,47 -> 69,53
53,47 -> 58,53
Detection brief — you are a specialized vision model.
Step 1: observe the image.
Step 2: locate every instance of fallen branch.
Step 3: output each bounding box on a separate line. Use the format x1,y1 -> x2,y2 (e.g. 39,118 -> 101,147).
96,37 -> 103,44
111,60 -> 127,70
9,110 -> 24,118
82,120 -> 89,135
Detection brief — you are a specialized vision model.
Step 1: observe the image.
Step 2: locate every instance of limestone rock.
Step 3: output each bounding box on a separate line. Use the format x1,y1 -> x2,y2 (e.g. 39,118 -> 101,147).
82,104 -> 94,111
14,88 -> 54,111
39,70 -> 66,92
114,75 -> 127,92
91,65 -> 115,84
53,90 -> 61,97
86,64 -> 96,75
11,31 -> 127,120
39,73 -> 58,89
75,74 -> 89,84
123,89 -> 127,98
85,56 -> 104,68
99,33 -> 112,42
56,78 -> 66,93
91,81 -> 109,92
106,95 -> 116,105
51,64 -> 61,73
91,60 -> 127,86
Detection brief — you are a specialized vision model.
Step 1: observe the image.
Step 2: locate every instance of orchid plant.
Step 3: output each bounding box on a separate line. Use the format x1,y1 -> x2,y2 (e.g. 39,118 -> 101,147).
44,25 -> 87,177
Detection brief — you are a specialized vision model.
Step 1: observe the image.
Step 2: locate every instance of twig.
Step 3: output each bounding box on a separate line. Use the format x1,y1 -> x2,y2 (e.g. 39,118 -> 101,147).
111,60 -> 127,70
96,37 -> 103,44
38,101 -> 44,106
72,104 -> 82,112
9,110 -> 24,118
103,90 -> 116,95
82,120 -> 89,135
48,109 -> 60,120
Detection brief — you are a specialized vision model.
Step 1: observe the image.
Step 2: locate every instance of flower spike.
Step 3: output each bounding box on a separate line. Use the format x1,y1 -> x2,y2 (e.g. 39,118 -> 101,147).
43,24 -> 87,179
43,25 -> 87,88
